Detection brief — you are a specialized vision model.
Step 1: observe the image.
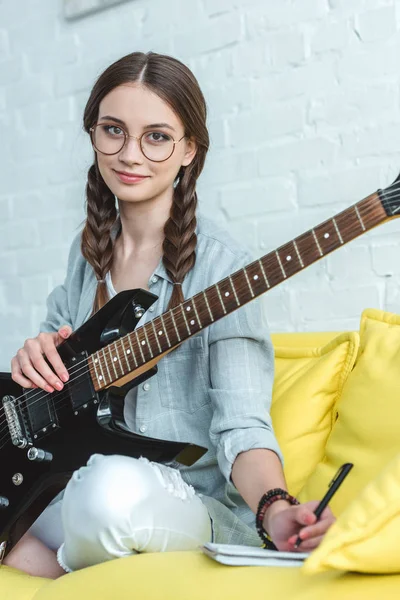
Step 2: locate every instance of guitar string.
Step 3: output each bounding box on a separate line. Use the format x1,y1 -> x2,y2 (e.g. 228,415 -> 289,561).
1,189 -> 400,446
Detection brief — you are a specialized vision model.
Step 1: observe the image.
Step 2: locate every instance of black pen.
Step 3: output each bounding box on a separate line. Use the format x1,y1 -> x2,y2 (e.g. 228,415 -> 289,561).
293,462 -> 354,549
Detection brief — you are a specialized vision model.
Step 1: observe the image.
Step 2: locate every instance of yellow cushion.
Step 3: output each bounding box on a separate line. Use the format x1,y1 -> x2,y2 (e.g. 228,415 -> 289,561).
271,332 -> 359,496
303,452 -> 400,574
299,309 -> 400,514
18,551 -> 400,600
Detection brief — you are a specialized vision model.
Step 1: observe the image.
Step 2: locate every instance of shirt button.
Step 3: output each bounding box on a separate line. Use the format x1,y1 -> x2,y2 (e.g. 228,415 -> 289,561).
139,425 -> 147,433
151,276 -> 158,284
148,306 -> 155,312
143,382 -> 150,391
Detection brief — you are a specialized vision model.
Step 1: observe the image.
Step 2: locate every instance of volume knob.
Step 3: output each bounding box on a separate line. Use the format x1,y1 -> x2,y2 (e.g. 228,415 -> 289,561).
0,496 -> 9,509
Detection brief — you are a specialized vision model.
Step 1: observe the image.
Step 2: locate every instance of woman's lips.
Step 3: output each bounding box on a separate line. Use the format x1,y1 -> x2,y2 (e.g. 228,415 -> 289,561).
114,170 -> 150,184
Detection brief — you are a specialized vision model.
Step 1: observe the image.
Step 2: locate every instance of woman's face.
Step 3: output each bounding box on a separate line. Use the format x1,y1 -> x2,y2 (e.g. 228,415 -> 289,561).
94,83 -> 197,204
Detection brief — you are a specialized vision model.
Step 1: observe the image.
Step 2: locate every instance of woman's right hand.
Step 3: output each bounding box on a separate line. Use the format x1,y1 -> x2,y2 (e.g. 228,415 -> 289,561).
11,326 -> 72,393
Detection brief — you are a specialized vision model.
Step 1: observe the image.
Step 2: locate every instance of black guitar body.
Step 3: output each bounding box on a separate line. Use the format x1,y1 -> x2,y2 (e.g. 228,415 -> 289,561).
0,289 -> 207,556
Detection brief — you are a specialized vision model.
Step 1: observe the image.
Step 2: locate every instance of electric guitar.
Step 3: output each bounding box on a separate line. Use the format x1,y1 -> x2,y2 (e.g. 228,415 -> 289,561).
1,174 -> 400,560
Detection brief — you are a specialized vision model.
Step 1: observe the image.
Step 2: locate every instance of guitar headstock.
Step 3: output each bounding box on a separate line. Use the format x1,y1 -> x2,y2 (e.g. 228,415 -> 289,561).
380,172 -> 400,217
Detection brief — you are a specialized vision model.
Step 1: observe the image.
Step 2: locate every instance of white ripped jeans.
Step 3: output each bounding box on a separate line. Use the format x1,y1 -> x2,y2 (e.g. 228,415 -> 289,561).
29,454 -> 212,572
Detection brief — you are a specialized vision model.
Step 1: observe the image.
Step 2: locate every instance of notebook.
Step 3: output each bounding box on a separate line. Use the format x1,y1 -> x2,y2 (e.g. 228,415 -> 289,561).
201,542 -> 310,567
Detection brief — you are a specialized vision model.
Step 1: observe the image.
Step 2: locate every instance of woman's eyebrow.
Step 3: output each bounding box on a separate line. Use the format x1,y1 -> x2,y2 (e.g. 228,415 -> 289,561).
99,115 -> 176,132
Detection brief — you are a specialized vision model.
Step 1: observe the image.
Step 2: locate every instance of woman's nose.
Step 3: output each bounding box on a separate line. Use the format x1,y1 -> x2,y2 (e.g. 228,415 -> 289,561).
119,136 -> 143,164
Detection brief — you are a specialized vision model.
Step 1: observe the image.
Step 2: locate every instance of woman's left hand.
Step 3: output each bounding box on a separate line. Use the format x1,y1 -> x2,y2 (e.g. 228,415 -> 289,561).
265,500 -> 335,552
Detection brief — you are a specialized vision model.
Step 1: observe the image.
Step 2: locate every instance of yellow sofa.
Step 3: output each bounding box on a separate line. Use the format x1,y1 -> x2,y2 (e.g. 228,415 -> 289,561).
2,311 -> 400,599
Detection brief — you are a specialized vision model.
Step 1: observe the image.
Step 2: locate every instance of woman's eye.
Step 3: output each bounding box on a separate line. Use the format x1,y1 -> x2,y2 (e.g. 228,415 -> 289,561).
146,132 -> 171,143
104,125 -> 124,136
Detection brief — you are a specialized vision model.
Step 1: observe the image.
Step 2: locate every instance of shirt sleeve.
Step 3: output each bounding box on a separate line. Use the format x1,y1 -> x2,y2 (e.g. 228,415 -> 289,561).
39,233 -> 83,334
207,247 -> 283,483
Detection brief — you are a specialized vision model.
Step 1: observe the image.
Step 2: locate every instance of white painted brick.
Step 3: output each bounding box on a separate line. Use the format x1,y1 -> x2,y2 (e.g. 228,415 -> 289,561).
174,13 -> 243,56
220,177 -> 296,220
0,57 -> 22,85
341,123 -> 400,159
227,102 -> 305,147
327,245 -> 372,285
6,75 -> 53,108
371,242 -> 400,276
263,288 -> 294,330
251,57 -> 339,104
298,166 -> 383,207
205,81 -> 253,119
355,6 -> 397,42
246,0 -> 328,36
258,138 -> 339,176
310,19 -> 350,53
268,32 -> 306,69
309,84 -> 399,131
231,42 -> 269,78
0,29 -> 9,57
296,284 -> 382,321
337,41 -> 400,82
385,276 -> 400,313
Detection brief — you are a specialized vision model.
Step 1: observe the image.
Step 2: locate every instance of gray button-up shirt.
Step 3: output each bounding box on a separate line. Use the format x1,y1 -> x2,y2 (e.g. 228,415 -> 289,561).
41,215 -> 282,545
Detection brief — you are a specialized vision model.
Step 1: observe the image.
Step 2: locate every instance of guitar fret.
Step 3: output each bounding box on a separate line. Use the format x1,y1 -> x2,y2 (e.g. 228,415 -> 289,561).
135,331 -> 146,362
101,348 -> 111,385
312,229 -> 323,257
332,218 -> 344,244
160,314 -> 172,347
203,291 -> 214,322
215,283 -> 227,314
354,205 -> 366,231
258,260 -> 270,289
191,297 -> 203,327
243,267 -> 255,297
151,319 -> 163,353
293,240 -> 304,268
275,251 -> 287,279
170,311 -> 181,341
180,304 -> 192,335
114,340 -> 124,373
108,344 -> 119,378
119,338 -> 131,372
143,326 -> 154,358
92,354 -> 102,386
127,335 -> 138,368
228,275 -> 241,305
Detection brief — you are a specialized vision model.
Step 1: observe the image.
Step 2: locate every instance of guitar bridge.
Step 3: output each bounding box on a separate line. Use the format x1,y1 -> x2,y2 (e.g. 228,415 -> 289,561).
2,395 -> 30,448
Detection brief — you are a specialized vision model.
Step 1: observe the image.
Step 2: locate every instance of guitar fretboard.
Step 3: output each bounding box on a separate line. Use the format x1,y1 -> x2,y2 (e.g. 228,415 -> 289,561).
88,192 -> 388,391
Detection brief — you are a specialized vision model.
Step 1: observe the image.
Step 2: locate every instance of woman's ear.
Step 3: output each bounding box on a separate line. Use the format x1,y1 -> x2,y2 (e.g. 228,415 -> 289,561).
181,137 -> 197,167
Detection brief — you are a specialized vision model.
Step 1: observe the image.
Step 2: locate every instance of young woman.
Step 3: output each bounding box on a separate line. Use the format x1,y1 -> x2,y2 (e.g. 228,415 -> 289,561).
5,52 -> 334,579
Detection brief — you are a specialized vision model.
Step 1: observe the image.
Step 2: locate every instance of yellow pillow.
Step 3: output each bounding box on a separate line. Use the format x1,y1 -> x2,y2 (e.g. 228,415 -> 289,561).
271,332 -> 359,496
303,452 -> 400,574
299,309 -> 400,515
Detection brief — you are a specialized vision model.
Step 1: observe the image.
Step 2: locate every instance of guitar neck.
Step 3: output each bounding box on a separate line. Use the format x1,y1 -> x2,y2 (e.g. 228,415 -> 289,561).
89,191 -> 389,391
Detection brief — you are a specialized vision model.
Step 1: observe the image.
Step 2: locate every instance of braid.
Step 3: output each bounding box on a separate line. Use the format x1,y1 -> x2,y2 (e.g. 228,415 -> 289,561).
81,162 -> 117,313
163,165 -> 198,309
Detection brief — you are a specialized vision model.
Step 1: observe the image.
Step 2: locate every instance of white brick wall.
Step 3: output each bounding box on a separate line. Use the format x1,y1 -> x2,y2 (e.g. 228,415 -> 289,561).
1,0 -> 400,369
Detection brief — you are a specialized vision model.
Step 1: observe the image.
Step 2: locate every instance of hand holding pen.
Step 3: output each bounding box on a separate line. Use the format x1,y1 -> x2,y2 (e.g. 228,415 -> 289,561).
293,463 -> 353,549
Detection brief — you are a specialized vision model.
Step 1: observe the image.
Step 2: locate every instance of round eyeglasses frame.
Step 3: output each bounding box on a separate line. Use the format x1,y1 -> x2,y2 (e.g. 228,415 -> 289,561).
89,123 -> 186,163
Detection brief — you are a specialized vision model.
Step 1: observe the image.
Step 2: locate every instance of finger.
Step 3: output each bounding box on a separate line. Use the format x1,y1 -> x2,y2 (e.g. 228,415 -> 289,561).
294,505 -> 318,527
294,517 -> 335,541
57,326 -> 72,343
293,535 -> 324,551
11,357 -> 38,389
20,343 -> 59,392
39,333 -> 69,382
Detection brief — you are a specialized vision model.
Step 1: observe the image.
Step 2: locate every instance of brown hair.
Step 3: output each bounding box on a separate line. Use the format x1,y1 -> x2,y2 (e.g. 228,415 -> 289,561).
81,51 -> 209,312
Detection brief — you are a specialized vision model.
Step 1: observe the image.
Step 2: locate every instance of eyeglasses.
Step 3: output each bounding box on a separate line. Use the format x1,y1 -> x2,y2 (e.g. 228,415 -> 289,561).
89,123 -> 186,163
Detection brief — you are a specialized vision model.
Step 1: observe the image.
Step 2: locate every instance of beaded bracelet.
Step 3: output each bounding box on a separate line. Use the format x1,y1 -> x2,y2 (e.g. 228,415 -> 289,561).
256,488 -> 299,548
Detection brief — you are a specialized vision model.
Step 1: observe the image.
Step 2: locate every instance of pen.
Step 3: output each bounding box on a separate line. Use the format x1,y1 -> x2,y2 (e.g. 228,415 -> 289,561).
293,462 -> 354,549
